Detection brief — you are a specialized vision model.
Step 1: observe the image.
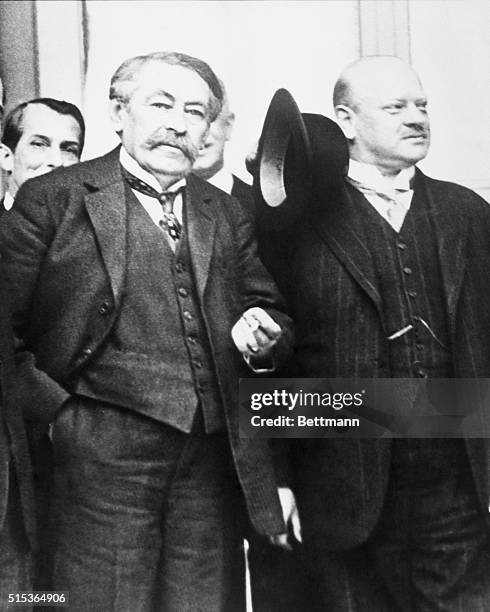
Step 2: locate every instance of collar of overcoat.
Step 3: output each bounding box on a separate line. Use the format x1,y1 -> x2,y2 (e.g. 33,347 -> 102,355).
81,146 -> 217,305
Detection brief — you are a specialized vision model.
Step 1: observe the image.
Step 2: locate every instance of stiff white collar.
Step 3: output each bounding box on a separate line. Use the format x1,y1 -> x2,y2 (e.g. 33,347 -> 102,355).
348,159 -> 415,194
206,167 -> 234,195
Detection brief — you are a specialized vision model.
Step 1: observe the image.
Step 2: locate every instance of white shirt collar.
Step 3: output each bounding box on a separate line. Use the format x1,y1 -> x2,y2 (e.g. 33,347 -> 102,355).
348,159 -> 415,193
206,167 -> 234,195
3,191 -> 14,211
119,147 -> 186,193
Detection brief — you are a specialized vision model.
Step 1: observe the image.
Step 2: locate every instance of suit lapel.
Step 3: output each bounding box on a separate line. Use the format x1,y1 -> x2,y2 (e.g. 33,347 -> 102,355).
83,149 -> 127,306
314,184 -> 383,320
185,175 -> 217,298
416,171 -> 468,334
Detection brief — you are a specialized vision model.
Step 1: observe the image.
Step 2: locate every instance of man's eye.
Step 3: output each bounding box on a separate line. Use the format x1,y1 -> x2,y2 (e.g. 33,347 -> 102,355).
64,147 -> 80,156
186,108 -> 205,119
150,102 -> 171,109
31,140 -> 47,148
416,103 -> 428,113
384,104 -> 404,113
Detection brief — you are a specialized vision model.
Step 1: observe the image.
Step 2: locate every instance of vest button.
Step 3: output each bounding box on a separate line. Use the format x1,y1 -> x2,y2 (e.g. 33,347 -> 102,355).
188,335 -> 197,344
397,242 -> 407,250
183,310 -> 193,321
413,362 -> 427,377
403,267 -> 412,275
82,347 -> 93,357
178,287 -> 188,297
408,290 -> 417,298
193,359 -> 203,368
175,262 -> 185,273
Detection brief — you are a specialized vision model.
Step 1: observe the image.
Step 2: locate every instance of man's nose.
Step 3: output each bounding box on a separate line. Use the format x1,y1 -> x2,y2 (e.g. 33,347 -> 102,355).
404,103 -> 428,126
164,106 -> 187,134
45,146 -> 64,168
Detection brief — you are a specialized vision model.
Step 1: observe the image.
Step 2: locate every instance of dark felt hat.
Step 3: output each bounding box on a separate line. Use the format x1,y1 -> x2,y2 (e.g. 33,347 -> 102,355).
254,88 -> 349,230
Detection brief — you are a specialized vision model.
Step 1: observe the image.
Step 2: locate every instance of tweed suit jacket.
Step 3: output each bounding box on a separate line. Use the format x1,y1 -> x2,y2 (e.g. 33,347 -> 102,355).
280,169 -> 490,550
0,147 -> 294,536
0,275 -> 35,547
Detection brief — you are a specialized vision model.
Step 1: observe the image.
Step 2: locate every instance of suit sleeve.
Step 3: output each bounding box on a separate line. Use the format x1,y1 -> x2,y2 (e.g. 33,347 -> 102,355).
229,196 -> 294,370
0,179 -> 70,423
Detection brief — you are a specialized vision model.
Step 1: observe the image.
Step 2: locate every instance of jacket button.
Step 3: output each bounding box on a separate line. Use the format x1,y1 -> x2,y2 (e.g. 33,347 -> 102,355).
99,302 -> 110,315
178,287 -> 188,297
82,348 -> 93,357
403,267 -> 412,275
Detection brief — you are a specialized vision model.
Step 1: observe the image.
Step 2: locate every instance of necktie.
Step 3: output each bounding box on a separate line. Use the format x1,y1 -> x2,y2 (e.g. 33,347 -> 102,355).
347,177 -> 409,232
122,167 -> 182,242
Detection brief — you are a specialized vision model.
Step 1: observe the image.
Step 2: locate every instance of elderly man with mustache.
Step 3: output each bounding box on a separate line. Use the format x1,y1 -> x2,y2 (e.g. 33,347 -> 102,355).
0,51 -> 294,612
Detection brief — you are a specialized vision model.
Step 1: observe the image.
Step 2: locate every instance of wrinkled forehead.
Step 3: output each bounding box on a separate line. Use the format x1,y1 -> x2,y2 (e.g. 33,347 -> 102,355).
127,61 -> 212,104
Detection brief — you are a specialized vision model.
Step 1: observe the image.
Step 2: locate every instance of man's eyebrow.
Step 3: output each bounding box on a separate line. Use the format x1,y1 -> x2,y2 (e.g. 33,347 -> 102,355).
185,101 -> 206,107
148,89 -> 174,101
29,133 -> 51,142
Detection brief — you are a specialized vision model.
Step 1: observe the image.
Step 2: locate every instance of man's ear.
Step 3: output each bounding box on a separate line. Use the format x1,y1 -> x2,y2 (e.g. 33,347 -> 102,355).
0,143 -> 14,173
109,98 -> 126,133
334,105 -> 356,141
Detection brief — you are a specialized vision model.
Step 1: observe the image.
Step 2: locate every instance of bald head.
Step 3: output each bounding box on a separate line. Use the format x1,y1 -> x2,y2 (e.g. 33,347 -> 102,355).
334,56 -> 430,175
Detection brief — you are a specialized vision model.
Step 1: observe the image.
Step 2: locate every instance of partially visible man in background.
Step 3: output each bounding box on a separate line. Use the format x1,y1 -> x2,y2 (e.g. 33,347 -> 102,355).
0,96 -> 84,595
193,80 -> 253,210
0,76 -> 36,612
0,97 -> 84,214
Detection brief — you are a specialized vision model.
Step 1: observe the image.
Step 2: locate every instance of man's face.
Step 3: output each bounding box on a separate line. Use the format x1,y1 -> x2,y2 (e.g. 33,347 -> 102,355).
344,63 -> 430,173
7,104 -> 82,194
111,62 -> 212,181
193,109 -> 233,180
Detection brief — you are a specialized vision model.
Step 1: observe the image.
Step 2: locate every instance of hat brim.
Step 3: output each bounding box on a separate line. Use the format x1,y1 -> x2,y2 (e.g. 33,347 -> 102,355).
254,88 -> 349,230
254,88 -> 313,230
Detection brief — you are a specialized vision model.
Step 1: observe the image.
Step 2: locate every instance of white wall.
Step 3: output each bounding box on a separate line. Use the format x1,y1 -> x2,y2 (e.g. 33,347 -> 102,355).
409,0 -> 490,199
29,0 -> 490,198
81,0 -> 359,183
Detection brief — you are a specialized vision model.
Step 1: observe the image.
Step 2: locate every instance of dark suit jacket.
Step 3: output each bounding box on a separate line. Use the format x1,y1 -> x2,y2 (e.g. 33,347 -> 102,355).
0,274 -> 35,547
0,147 -> 294,536
280,170 -> 490,549
231,175 -> 255,213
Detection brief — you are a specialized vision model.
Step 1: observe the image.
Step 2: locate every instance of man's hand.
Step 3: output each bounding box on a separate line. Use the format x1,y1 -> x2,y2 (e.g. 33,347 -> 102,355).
268,487 -> 302,550
231,307 -> 282,362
